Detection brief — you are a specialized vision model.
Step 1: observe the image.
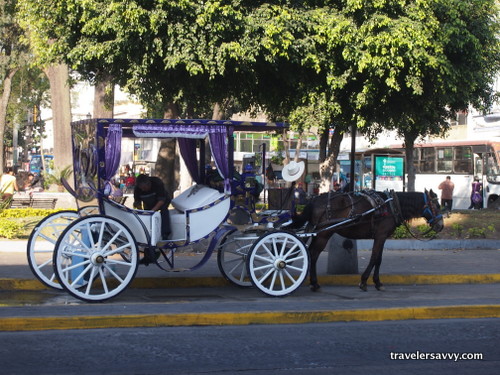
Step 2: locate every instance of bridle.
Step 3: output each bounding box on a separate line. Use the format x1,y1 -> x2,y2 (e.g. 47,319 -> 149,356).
422,191 -> 443,229
400,191 -> 443,241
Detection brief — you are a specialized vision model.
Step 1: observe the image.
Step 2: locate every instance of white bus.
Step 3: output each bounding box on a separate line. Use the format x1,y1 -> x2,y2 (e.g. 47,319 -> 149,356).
336,140 -> 500,209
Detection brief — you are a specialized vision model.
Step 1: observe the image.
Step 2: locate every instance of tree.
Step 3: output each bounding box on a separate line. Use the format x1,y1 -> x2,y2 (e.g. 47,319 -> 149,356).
316,0 -> 500,190
1,0 -> 30,171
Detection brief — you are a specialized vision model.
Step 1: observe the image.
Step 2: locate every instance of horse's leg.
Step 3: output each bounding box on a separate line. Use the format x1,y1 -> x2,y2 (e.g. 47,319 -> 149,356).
371,239 -> 387,291
308,236 -> 328,292
359,238 -> 386,291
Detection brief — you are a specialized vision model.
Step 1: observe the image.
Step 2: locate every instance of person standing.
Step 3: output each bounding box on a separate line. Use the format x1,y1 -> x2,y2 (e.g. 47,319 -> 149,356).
468,176 -> 483,209
438,175 -> 455,211
0,167 -> 19,201
133,174 -> 171,239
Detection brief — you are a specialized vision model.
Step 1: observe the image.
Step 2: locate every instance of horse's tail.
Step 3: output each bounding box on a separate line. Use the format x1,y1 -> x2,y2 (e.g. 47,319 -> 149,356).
290,200 -> 314,228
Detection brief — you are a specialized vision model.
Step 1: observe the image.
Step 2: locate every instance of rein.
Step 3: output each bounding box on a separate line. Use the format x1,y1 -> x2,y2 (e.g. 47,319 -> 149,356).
314,196 -> 393,236
401,192 -> 443,241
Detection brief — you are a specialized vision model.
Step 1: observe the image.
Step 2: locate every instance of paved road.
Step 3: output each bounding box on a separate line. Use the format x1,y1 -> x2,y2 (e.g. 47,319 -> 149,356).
1,319 -> 498,375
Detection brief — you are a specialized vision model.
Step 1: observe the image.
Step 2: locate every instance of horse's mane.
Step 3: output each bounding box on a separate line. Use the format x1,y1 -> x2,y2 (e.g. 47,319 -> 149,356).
395,191 -> 425,221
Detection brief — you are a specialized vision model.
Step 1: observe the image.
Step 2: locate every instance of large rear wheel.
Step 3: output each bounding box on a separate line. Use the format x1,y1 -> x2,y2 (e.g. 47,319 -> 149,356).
27,210 -> 80,289
217,229 -> 262,287
53,215 -> 138,302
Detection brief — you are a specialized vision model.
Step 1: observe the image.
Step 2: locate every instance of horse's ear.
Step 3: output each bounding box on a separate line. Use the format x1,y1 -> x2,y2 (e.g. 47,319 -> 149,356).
425,188 -> 428,194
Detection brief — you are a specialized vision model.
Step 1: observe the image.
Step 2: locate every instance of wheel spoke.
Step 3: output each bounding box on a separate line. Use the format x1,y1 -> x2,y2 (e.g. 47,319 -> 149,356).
278,271 -> 286,291
37,232 -> 57,244
99,267 -> 109,294
269,270 -> 278,290
85,266 -> 98,295
278,237 -> 288,257
256,267 -> 275,284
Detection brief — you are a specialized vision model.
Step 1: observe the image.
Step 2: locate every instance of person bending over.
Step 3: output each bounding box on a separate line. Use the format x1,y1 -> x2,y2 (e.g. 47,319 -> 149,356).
133,174 -> 171,239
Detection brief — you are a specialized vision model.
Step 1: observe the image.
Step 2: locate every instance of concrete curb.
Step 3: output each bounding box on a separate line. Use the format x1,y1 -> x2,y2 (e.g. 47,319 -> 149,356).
2,304 -> 500,332
2,273 -> 500,291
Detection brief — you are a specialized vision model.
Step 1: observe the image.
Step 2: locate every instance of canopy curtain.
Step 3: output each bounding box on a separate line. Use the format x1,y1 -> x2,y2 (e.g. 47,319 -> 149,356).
104,123 -> 122,192
178,138 -> 200,183
208,126 -> 230,192
133,124 -> 230,192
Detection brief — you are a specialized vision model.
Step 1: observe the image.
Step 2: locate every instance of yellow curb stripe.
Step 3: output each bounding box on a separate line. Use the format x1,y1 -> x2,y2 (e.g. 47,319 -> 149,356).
2,304 -> 500,332
2,273 -> 500,291
318,273 -> 500,286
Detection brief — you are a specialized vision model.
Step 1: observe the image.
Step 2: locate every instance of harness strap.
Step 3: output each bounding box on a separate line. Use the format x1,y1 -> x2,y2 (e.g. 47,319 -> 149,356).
314,196 -> 393,235
388,190 -> 404,227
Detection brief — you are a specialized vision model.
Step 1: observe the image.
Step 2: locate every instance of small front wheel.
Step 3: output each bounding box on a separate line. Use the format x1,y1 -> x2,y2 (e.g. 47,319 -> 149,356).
53,215 -> 139,302
247,231 -> 309,297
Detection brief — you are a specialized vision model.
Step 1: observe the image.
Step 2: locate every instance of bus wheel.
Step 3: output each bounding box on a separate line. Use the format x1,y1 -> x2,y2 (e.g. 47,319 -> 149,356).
487,196 -> 500,209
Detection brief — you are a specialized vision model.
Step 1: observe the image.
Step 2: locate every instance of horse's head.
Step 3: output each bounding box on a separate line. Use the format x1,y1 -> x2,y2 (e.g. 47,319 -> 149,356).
423,189 -> 444,233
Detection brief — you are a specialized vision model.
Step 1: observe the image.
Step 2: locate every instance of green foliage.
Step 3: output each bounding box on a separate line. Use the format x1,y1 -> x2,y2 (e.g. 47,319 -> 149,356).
44,165 -> 73,186
391,223 -> 437,238
0,218 -> 24,239
0,208 -> 62,218
451,222 -> 464,238
466,225 -> 495,239
391,224 -> 411,239
416,224 -> 437,238
15,0 -> 500,176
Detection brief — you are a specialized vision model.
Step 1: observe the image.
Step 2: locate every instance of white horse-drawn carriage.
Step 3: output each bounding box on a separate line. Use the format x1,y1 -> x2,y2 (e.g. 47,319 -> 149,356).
27,118 -> 309,302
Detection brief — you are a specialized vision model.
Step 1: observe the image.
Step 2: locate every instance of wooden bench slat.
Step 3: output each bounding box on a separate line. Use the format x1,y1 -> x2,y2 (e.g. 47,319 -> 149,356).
9,197 -> 58,209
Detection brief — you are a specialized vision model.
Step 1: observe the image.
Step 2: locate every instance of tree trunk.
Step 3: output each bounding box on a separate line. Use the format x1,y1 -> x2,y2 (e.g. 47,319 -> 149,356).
93,78 -> 114,118
44,64 -> 72,171
404,133 -> 418,192
0,69 -> 17,171
154,103 -> 180,198
318,130 -> 344,193
319,128 -> 328,162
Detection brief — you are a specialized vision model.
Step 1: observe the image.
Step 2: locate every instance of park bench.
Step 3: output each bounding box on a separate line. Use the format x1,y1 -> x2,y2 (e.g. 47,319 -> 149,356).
10,196 -> 58,209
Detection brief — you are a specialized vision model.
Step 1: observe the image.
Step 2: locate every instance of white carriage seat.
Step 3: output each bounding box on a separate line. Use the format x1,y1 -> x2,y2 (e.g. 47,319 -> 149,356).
102,199 -> 161,245
171,184 -> 225,213
169,184 -> 229,242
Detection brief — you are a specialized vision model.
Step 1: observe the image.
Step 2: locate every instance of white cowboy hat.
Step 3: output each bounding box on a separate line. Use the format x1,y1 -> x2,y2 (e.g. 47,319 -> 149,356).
282,160 -> 305,182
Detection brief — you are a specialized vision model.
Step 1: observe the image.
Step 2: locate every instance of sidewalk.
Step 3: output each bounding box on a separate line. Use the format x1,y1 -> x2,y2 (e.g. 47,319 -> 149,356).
1,239 -> 499,286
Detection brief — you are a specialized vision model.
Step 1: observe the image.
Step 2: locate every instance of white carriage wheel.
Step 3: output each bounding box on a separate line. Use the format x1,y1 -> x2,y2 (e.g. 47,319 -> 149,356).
27,210 -> 80,289
53,215 -> 139,302
217,230 -> 262,287
247,231 -> 309,297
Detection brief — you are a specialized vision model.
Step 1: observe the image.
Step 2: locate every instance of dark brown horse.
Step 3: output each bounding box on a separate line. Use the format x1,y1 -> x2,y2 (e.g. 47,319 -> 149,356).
291,190 -> 444,291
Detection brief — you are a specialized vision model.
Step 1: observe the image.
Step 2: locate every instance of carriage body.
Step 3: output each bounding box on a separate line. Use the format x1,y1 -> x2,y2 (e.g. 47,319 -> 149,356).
28,118 -> 312,302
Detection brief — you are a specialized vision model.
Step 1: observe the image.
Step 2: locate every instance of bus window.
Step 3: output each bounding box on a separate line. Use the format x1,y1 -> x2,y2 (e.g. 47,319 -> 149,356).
453,146 -> 473,174
420,148 -> 435,173
437,147 -> 453,173
486,152 -> 500,183
475,156 -> 483,178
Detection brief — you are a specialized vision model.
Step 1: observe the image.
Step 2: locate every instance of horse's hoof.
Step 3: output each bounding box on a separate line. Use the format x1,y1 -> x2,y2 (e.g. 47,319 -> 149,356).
359,283 -> 368,292
309,284 -> 321,292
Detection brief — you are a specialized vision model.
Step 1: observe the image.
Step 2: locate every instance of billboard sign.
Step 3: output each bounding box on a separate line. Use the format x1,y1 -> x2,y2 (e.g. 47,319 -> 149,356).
374,155 -> 404,191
